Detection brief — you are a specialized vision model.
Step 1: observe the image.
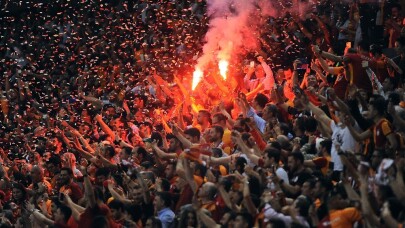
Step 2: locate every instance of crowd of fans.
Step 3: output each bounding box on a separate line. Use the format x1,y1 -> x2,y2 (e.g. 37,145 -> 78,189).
0,0 -> 405,227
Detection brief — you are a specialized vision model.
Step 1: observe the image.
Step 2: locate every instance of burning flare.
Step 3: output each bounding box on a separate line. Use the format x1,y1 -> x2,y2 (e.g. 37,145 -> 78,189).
192,68 -> 203,90
218,60 -> 229,80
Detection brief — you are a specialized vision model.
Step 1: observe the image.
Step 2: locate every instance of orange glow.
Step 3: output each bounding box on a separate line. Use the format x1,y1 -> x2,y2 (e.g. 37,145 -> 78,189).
192,68 -> 203,90
218,60 -> 229,80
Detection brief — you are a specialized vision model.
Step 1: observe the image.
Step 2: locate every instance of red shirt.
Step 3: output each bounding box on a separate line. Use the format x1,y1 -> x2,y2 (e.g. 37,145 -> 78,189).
344,53 -> 373,92
60,182 -> 83,204
372,118 -> 393,149
78,204 -> 120,228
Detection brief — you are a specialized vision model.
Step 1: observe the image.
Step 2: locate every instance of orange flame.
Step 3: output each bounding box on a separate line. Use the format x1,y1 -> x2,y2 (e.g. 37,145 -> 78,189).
218,60 -> 229,80
192,68 -> 203,90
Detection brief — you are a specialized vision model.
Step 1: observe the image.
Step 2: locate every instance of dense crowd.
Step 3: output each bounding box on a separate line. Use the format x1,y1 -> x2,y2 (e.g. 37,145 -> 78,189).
0,0 -> 405,227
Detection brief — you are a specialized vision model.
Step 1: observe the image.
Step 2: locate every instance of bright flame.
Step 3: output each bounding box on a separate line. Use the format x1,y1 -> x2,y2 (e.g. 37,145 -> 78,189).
218,60 -> 229,80
192,68 -> 203,90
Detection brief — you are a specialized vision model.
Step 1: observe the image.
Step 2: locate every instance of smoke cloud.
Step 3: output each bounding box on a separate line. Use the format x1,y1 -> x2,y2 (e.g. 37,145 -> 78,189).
194,0 -> 316,71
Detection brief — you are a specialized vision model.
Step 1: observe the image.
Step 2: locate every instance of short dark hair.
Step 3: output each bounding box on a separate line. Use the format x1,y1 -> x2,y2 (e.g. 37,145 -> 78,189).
265,148 -> 281,163
156,191 -> 172,208
199,110 -> 212,124
235,212 -> 254,228
254,93 -> 269,109
320,139 -> 332,155
104,144 -> 116,158
211,125 -> 224,138
304,116 -> 318,133
369,96 -> 386,116
184,127 -> 201,139
60,167 -> 73,176
213,112 -> 227,123
289,152 -> 304,164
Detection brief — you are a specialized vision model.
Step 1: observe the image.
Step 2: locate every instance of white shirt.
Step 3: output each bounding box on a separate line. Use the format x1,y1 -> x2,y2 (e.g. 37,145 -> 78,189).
330,121 -> 357,171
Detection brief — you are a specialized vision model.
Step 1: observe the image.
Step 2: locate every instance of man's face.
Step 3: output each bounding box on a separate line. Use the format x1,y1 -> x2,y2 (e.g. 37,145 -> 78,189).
209,128 -> 219,143
301,182 -> 312,197
382,78 -> 392,91
288,156 -> 297,173
168,138 -> 179,151
264,154 -> 274,168
165,164 -> 175,179
197,112 -> 206,125
277,69 -> 285,82
110,208 -> 121,220
59,170 -> 70,185
307,75 -> 317,87
391,7 -> 400,19
153,195 -> 163,211
30,169 -> 42,183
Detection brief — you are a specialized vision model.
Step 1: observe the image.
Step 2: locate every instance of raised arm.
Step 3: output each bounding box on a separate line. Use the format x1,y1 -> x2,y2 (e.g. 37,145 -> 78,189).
94,114 -> 115,141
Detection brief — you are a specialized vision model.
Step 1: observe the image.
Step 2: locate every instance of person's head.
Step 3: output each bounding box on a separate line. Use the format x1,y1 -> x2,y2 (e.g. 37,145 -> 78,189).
220,211 -> 236,227
382,77 -> 397,92
232,212 -> 254,228
197,110 -> 212,126
276,68 -> 286,82
262,104 -> 279,121
179,207 -> 197,228
145,217 -> 162,228
371,149 -> 385,170
59,167 -> 73,186
395,37 -> 405,55
306,74 -> 318,87
198,182 -> 217,200
102,144 -> 116,159
54,203 -> 72,224
46,155 -> 62,175
253,93 -> 269,110
263,148 -> 281,168
293,116 -> 306,135
209,125 -> 224,143
367,95 -> 386,120
293,195 -> 311,217
301,179 -> 316,198
314,177 -> 333,198
304,116 -> 317,134
30,165 -> 44,183
11,183 -> 26,202
212,113 -> 227,128
235,156 -> 248,174
119,147 -> 132,161
128,184 -> 143,203
108,200 -> 125,221
153,191 -> 172,212
391,3 -> 402,19
369,44 -> 383,58
319,139 -> 332,156
184,128 -> 201,143
95,167 -> 110,186
167,134 -> 182,152
288,152 -> 304,173
164,160 -> 177,180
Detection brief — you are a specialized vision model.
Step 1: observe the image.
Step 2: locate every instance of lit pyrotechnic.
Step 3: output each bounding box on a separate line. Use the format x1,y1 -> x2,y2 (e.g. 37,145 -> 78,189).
192,68 -> 203,90
218,60 -> 229,80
